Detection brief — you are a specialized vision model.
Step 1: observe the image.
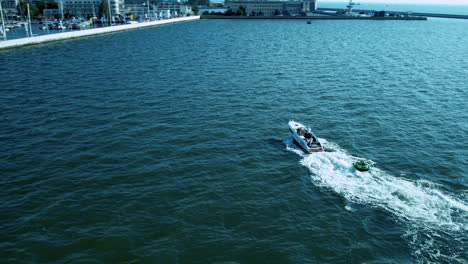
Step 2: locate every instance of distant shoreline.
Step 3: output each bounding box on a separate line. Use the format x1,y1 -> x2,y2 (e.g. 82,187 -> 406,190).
201,15 -> 427,20
317,8 -> 468,19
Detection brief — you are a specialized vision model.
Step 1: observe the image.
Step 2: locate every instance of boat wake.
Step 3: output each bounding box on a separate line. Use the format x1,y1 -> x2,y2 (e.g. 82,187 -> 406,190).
285,136 -> 468,264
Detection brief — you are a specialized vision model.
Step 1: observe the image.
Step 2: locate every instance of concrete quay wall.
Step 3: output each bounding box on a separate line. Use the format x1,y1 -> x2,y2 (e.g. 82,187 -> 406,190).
201,15 -> 427,20
317,8 -> 468,19
0,16 -> 200,50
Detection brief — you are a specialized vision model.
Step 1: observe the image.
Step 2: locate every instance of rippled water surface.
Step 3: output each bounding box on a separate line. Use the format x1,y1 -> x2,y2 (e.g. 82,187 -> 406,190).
1,17 -> 467,264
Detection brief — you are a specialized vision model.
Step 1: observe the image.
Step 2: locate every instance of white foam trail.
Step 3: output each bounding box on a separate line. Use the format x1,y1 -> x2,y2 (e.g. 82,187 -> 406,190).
298,140 -> 467,230
285,136 -> 468,263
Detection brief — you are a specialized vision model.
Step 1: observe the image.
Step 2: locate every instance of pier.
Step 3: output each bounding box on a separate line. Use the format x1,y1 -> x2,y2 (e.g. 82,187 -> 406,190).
0,16 -> 200,50
317,8 -> 468,19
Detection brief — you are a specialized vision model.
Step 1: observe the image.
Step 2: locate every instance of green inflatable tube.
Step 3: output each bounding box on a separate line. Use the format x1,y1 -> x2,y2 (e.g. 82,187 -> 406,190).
353,161 -> 370,172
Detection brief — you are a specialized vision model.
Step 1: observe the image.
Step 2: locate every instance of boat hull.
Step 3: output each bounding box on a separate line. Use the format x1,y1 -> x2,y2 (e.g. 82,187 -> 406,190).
288,121 -> 325,153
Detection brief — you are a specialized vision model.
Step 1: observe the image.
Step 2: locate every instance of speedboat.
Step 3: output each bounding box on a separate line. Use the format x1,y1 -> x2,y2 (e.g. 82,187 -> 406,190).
288,120 -> 325,153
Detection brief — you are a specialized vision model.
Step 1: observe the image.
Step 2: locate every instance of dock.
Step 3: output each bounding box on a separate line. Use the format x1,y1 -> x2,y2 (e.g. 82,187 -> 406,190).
0,16 -> 200,50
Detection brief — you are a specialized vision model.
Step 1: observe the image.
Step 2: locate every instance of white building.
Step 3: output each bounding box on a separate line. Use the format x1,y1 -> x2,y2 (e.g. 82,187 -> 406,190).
227,0 -> 316,16
2,0 -> 19,9
123,1 -> 192,19
62,0 -> 124,17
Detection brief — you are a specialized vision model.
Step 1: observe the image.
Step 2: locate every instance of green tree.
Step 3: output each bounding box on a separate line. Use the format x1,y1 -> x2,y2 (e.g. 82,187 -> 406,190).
186,0 -> 199,14
36,1 -> 46,14
236,5 -> 246,16
99,0 -> 109,18
30,5 -> 40,18
18,1 -> 40,18
47,2 -> 59,9
192,4 -> 199,15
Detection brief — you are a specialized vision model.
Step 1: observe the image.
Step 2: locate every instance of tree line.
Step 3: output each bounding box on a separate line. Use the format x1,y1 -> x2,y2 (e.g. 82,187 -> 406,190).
17,1 -> 58,19
186,0 -> 210,14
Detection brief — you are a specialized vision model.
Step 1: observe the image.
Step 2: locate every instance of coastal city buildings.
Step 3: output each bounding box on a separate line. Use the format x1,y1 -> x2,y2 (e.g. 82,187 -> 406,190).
226,0 -> 317,16
2,0 -> 19,9
2,0 -> 317,19
61,0 -> 115,17
0,0 -> 192,18
124,2 -> 193,19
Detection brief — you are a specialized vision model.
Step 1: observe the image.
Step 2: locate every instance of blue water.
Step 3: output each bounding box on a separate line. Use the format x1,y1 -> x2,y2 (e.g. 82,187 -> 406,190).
1,15 -> 467,264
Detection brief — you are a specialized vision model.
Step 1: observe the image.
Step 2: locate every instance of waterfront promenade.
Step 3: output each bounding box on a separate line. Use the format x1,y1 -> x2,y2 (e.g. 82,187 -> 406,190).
0,16 -> 200,50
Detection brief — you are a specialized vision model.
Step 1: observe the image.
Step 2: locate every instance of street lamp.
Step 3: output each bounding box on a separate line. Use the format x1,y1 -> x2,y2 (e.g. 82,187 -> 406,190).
107,0 -> 112,26
142,1 -> 150,21
0,0 -> 7,40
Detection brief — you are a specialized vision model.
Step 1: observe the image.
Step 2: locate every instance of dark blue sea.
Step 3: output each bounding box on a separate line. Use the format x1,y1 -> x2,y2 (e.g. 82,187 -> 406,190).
1,10 -> 467,264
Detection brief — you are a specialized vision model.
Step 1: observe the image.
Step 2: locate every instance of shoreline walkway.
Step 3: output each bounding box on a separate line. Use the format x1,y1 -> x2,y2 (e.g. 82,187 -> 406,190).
0,16 -> 200,50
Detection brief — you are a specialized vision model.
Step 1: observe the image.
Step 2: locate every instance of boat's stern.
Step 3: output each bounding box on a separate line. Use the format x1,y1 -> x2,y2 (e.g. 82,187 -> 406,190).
289,120 -> 326,153
308,145 -> 325,153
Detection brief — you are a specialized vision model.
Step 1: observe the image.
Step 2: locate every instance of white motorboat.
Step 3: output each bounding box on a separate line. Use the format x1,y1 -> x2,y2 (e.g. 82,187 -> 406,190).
288,120 -> 325,153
